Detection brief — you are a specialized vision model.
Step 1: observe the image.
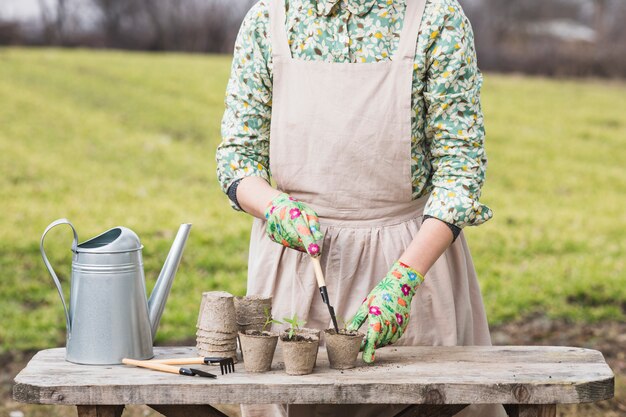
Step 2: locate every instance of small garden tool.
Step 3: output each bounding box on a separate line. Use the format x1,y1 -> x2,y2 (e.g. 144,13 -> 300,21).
122,358 -> 217,378
154,356 -> 235,375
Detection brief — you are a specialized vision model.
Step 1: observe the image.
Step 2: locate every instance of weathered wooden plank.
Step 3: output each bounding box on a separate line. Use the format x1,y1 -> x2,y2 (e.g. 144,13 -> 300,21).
13,346 -> 614,406
148,404 -> 229,417
505,404 -> 557,417
394,404 -> 468,417
76,405 -> 124,417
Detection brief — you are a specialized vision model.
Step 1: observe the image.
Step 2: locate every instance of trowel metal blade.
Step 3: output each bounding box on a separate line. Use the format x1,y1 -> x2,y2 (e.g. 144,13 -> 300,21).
327,304 -> 339,333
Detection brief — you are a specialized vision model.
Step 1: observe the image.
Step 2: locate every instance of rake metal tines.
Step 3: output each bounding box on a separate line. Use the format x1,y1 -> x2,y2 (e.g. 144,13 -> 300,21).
203,357 -> 235,375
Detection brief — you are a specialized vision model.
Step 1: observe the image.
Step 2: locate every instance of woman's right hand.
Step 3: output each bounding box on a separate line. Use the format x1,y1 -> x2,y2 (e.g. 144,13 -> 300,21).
264,193 -> 323,256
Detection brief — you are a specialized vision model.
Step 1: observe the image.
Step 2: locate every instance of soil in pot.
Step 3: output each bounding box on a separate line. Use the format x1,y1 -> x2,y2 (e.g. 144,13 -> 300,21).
239,330 -> 278,373
280,331 -> 320,376
324,329 -> 364,370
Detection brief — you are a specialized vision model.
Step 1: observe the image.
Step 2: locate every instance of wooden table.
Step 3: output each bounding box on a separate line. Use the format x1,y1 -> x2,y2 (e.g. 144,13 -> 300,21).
13,346 -> 614,417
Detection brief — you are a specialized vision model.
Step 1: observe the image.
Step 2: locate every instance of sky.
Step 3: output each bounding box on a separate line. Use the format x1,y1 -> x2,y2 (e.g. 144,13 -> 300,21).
0,0 -> 50,20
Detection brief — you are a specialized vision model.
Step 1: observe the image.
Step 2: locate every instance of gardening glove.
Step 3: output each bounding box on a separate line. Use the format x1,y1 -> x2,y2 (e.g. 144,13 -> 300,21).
346,261 -> 424,363
265,192 -> 324,256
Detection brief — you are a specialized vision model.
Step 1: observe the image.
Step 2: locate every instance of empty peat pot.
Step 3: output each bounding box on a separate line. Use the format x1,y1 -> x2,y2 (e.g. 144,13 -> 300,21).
234,295 -> 272,333
239,330 -> 278,373
196,291 -> 238,362
324,329 -> 364,369
280,329 -> 320,376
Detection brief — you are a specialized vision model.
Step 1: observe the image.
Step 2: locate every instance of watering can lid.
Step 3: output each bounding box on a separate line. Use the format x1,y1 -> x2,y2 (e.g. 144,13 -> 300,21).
75,226 -> 142,253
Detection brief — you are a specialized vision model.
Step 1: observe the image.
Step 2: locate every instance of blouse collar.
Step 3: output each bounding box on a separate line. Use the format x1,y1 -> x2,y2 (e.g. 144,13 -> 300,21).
315,0 -> 377,17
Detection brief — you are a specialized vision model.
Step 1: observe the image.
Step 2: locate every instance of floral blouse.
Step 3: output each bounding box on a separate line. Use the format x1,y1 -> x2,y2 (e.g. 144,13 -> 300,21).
216,0 -> 493,229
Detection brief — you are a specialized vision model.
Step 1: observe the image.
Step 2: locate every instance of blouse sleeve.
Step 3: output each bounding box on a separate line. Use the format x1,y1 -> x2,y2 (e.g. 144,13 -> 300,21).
422,0 -> 493,228
216,1 -> 273,210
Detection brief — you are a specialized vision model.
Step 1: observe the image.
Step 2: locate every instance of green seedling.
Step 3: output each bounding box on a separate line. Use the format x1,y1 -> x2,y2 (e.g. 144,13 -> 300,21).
282,313 -> 306,340
262,306 -> 282,332
333,315 -> 358,335
336,315 -> 349,332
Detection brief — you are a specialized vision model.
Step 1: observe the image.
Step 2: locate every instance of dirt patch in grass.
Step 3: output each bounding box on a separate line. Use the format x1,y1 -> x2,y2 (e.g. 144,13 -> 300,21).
2,318 -> 624,416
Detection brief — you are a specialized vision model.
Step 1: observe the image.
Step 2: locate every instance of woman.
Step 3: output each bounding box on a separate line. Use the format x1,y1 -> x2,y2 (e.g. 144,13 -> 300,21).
216,0 -> 506,416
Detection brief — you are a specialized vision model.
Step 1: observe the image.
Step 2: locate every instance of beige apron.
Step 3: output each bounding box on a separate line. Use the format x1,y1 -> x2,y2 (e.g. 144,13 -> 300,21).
242,0 -> 507,416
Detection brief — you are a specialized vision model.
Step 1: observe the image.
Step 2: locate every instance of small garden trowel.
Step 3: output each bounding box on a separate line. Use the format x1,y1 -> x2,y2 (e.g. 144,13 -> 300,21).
311,256 -> 339,332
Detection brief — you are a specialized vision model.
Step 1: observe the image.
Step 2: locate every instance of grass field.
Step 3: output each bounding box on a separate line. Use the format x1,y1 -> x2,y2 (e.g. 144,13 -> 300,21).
0,48 -> 625,354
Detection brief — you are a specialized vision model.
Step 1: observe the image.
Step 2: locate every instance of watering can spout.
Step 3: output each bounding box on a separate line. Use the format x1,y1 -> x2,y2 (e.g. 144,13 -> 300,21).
148,223 -> 192,340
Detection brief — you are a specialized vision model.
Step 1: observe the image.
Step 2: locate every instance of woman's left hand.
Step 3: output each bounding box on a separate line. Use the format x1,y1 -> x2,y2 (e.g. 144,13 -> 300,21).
346,261 -> 424,363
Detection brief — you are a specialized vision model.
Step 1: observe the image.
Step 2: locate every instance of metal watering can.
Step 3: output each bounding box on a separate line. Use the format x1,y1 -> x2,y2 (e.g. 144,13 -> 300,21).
40,219 -> 192,365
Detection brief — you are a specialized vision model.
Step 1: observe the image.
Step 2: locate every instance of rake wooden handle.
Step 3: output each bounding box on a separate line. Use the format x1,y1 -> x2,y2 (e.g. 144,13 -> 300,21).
311,256 -> 326,288
151,357 -> 205,365
122,358 -> 181,375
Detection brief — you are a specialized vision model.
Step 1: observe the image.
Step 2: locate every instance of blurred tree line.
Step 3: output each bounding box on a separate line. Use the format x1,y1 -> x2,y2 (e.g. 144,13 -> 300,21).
0,0 -> 256,53
466,0 -> 626,77
1,0 -> 625,77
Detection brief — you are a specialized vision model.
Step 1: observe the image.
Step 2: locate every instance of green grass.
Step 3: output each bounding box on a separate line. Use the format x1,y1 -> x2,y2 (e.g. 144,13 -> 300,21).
0,48 -> 624,353
470,75 -> 626,324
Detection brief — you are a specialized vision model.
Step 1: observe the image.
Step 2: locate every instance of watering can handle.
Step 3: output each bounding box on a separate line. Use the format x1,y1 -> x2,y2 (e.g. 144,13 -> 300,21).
40,218 -> 78,335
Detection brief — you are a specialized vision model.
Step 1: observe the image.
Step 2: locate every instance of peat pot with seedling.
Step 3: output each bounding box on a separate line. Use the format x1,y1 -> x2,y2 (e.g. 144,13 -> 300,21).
238,307 -> 281,373
324,329 -> 363,369
324,317 -> 364,370
280,314 -> 320,376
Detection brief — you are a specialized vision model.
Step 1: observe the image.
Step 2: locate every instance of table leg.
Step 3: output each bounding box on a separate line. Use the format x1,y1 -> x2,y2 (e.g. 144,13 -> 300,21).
393,404 -> 469,417
148,404 -> 230,417
77,405 -> 125,417
504,405 -> 557,417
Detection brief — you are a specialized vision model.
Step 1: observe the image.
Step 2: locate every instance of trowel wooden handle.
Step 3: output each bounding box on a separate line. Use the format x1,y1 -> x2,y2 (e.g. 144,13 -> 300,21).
122,358 -> 181,375
311,256 -> 326,288
152,357 -> 204,365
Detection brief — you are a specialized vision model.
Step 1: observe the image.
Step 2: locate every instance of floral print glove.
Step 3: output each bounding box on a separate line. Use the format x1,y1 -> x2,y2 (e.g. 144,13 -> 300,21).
347,261 -> 424,363
264,193 -> 324,256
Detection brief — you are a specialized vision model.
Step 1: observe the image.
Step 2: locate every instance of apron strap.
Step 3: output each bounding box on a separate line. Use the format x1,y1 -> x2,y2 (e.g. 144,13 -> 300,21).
269,0 -> 292,59
394,0 -> 428,62
271,0 -> 426,62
